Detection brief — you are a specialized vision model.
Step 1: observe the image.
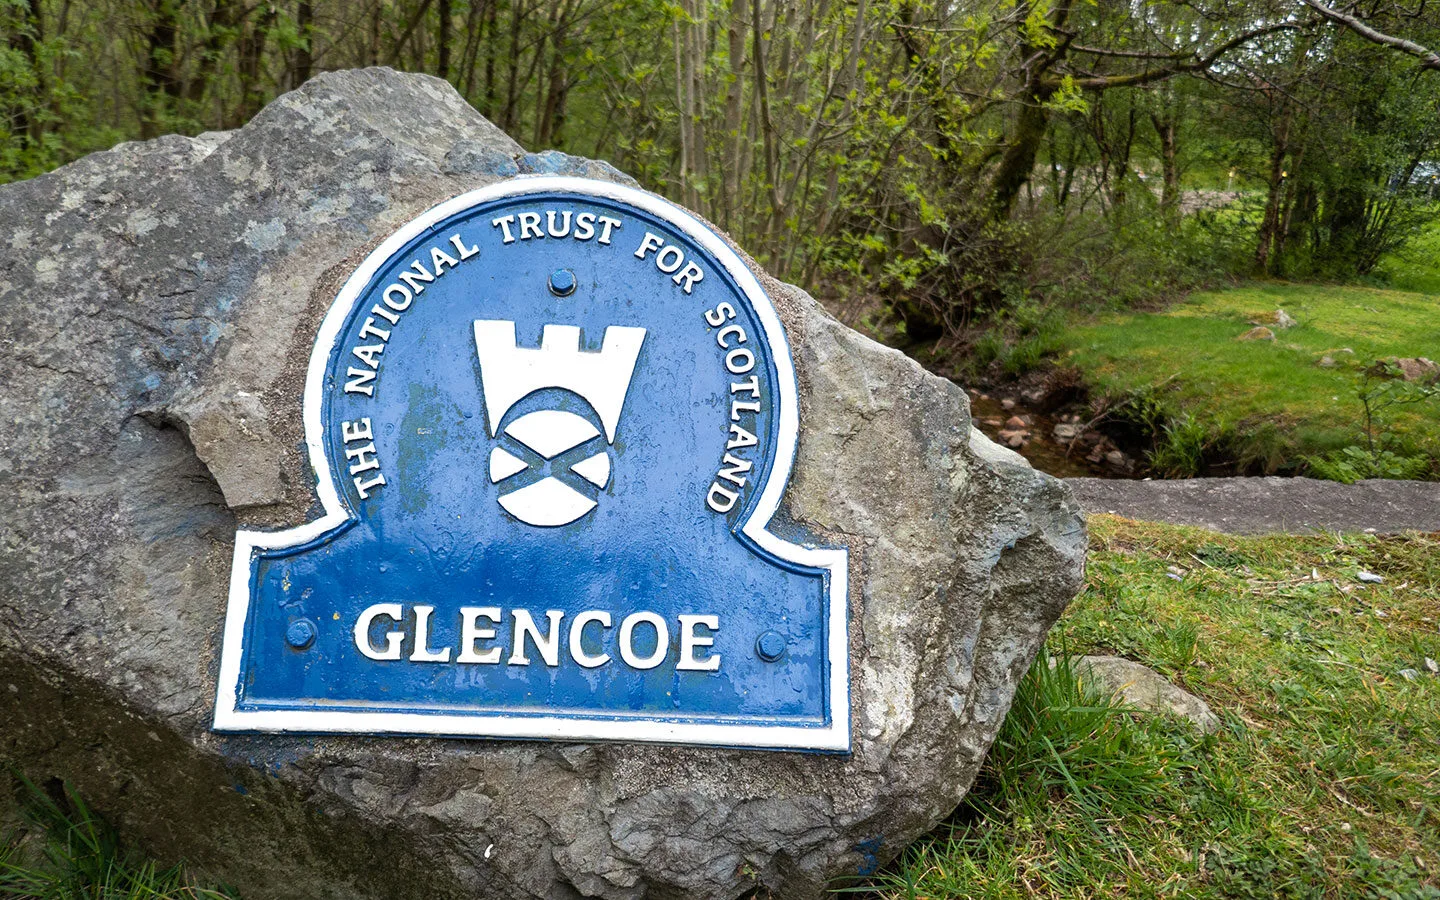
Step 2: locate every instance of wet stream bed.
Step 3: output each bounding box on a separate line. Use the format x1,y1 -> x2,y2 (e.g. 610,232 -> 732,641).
967,391 -> 1138,479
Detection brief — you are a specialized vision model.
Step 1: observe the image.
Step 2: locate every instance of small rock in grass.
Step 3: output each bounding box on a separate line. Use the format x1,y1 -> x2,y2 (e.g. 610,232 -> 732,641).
1399,668 -> 1419,681
1317,355 -> 1337,368
1250,309 -> 1296,328
1390,357 -> 1440,383
1357,571 -> 1384,584
1251,309 -> 1297,328
1237,326 -> 1275,342
1067,656 -> 1220,734
1424,657 -> 1438,675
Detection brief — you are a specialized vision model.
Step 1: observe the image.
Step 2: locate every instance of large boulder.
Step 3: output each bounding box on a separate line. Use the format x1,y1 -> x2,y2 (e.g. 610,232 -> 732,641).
0,68 -> 1085,899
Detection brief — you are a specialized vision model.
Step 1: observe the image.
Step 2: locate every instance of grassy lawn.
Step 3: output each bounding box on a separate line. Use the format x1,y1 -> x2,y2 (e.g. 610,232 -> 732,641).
1062,282 -> 1440,470
859,516 -> 1440,899
1380,219 -> 1440,296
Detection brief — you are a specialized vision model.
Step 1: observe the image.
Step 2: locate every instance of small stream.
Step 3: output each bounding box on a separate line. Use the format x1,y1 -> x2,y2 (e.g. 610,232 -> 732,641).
968,392 -> 1131,479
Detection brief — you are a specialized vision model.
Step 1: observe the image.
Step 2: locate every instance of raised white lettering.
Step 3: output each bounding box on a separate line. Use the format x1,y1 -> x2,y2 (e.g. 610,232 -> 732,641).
457,607 -> 502,663
398,260 -> 435,294
568,610 -> 612,668
574,212 -> 597,240
345,442 -> 380,474
673,261 -> 704,293
677,615 -> 720,671
357,318 -> 391,342
344,367 -> 377,396
655,245 -> 684,273
716,453 -> 752,488
382,284 -> 413,311
518,212 -> 545,241
634,232 -> 665,260
450,233 -> 481,259
352,343 -> 384,369
509,609 -> 564,666
354,603 -> 404,660
546,210 -> 572,237
410,605 -> 451,662
340,418 -> 374,443
619,611 -> 668,669
726,423 -> 758,450
353,472 -> 386,498
731,398 -> 761,421
731,375 -> 761,398
704,302 -> 736,327
370,303 -> 401,325
725,347 -> 755,374
707,483 -> 738,512
430,246 -> 460,274
597,215 -> 622,244
716,324 -> 746,349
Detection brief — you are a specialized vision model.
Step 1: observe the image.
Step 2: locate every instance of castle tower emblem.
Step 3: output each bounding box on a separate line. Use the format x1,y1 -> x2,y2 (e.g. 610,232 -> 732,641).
473,320 -> 646,526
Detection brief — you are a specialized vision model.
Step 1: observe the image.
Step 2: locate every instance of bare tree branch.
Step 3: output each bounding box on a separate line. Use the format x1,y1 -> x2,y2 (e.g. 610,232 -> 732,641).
1049,22 -> 1302,92
1298,0 -> 1440,70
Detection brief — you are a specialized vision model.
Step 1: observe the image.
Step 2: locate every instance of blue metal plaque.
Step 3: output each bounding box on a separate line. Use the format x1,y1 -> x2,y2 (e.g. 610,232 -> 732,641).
213,177 -> 849,751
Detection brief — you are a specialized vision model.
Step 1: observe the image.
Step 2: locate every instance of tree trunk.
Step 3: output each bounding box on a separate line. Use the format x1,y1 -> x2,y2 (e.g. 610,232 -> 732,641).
294,0 -> 314,86
482,0 -> 499,117
232,5 -> 278,128
1150,110 -> 1179,221
502,0 -> 526,131
1254,105 -> 1292,273
140,0 -> 183,138
187,0 -> 244,105
437,0 -> 451,80
369,0 -> 382,67
459,0 -> 486,99
989,84 -> 1056,220
987,0 -> 1072,221
535,3 -> 570,147
720,0 -> 748,230
6,0 -> 44,144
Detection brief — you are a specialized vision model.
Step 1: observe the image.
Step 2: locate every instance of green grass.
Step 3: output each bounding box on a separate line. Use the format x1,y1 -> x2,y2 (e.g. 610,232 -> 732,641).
1379,218 -> 1440,295
1063,282 -> 1440,470
858,516 -> 1440,899
0,775 -> 231,899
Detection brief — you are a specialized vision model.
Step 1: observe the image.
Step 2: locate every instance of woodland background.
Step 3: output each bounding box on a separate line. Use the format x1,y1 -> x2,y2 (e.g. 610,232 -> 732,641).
3,0 -> 1438,344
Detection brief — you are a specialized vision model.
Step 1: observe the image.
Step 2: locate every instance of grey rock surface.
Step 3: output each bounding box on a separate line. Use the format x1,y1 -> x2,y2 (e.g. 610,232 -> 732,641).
1068,475 -> 1440,535
1072,656 -> 1220,734
0,68 -> 1086,899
